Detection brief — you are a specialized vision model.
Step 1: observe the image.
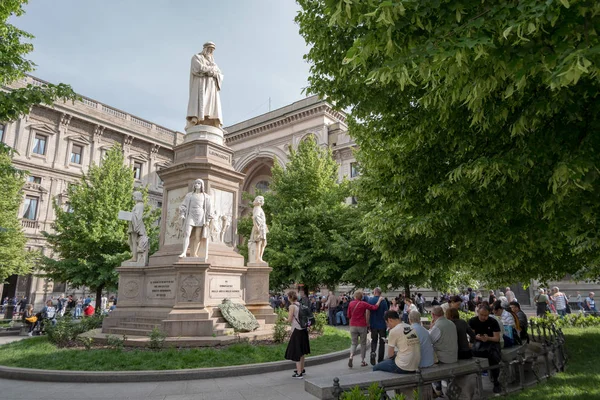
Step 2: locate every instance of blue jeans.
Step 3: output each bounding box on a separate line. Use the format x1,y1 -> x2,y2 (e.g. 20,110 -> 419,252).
372,358 -> 414,374
335,311 -> 347,325
557,309 -> 566,317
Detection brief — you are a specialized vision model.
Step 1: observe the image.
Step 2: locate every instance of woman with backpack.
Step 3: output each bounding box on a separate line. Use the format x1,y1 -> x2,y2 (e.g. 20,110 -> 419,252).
284,290 -> 311,379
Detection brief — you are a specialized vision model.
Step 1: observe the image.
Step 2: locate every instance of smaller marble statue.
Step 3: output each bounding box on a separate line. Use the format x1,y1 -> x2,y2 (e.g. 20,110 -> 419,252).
179,179 -> 212,259
219,214 -> 232,243
249,196 -> 268,264
127,191 -> 149,265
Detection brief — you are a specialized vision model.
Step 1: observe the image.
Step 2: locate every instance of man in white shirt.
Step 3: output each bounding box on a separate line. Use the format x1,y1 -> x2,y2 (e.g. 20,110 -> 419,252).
373,310 -> 421,373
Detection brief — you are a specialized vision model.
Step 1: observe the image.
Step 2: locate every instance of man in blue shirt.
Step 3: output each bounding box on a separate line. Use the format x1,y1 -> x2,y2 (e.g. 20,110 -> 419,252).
367,287 -> 389,365
408,310 -> 435,368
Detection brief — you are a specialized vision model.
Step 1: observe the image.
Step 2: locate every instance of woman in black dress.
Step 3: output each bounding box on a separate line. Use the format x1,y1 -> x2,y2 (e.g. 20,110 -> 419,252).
284,290 -> 310,378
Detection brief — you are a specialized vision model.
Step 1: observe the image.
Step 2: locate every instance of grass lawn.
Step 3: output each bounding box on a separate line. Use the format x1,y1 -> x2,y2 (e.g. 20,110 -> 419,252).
0,326 -> 350,371
503,326 -> 600,400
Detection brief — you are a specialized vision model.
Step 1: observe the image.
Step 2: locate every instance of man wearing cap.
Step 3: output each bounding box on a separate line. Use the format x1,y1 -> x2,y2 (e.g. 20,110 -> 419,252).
187,42 -> 223,128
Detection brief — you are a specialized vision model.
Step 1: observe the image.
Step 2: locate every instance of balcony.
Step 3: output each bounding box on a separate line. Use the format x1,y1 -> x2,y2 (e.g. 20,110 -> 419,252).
21,219 -> 40,230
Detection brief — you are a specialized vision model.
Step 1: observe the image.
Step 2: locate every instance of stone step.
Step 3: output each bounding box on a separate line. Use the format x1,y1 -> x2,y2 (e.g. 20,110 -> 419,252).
119,322 -> 161,330
123,317 -> 164,324
105,327 -> 152,337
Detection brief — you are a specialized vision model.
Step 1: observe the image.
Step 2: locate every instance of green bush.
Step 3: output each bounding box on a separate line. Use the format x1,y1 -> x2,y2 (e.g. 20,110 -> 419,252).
459,310 -> 476,323
148,327 -> 167,350
106,334 -> 125,351
273,308 -> 288,343
530,313 -> 600,329
341,383 -> 407,400
311,311 -> 328,335
45,315 -> 104,348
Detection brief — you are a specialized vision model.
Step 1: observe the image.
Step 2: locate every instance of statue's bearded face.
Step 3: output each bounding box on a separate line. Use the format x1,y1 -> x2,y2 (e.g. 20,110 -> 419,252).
202,46 -> 215,61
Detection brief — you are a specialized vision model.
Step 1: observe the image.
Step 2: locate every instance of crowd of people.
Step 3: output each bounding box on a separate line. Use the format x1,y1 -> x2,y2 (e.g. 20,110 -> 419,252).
281,287 -> 531,395
1,294 -> 119,336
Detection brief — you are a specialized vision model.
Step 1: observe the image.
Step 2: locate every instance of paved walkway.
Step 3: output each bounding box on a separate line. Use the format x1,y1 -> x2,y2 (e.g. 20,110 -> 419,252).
0,354 -> 367,400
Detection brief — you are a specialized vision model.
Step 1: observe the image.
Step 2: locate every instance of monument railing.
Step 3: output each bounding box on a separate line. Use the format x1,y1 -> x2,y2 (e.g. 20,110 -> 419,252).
328,321 -> 567,400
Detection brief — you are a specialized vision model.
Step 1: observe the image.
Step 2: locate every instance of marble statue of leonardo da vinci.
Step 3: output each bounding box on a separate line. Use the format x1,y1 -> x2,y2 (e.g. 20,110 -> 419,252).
186,41 -> 223,129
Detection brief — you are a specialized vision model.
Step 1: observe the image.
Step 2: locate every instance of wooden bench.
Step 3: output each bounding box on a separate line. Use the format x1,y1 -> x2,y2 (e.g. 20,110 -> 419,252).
305,358 -> 490,400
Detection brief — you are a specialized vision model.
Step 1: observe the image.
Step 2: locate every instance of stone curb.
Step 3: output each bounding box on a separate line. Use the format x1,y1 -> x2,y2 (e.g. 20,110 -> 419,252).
0,347 -> 352,383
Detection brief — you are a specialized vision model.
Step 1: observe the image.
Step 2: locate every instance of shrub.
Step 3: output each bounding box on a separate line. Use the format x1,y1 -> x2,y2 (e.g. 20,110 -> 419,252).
45,315 -> 105,348
273,308 -> 288,343
148,326 -> 167,350
78,336 -> 93,350
106,334 -> 125,351
530,313 -> 600,329
311,311 -> 328,335
459,310 -> 475,323
341,383 -> 406,400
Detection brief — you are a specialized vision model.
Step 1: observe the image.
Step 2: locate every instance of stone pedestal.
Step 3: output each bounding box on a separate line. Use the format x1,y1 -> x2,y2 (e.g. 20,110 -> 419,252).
102,126 -> 276,341
245,262 -> 276,324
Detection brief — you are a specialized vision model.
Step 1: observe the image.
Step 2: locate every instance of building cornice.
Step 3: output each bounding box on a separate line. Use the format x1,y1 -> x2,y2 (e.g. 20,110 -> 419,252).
225,102 -> 346,146
5,75 -> 184,149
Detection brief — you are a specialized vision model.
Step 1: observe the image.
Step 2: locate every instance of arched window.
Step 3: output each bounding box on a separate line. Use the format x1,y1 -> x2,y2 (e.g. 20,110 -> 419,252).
255,180 -> 270,192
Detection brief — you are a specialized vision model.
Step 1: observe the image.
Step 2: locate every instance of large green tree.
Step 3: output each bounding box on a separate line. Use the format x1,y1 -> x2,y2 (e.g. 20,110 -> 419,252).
42,146 -> 159,310
240,137 -> 373,291
0,0 -> 77,281
296,0 -> 600,285
0,146 -> 30,282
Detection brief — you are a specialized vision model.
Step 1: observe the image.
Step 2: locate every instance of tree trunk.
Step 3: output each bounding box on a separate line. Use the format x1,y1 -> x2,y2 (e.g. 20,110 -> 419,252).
95,284 -> 104,315
404,283 -> 410,298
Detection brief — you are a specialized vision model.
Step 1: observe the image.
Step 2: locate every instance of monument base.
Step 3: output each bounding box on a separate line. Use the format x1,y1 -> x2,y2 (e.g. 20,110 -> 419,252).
184,124 -> 224,146
102,256 -> 277,341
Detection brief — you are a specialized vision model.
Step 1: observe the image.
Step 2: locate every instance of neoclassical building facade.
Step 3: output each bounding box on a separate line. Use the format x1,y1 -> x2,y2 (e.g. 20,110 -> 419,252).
225,95 -> 356,202
0,76 -> 356,308
1,75 -> 182,307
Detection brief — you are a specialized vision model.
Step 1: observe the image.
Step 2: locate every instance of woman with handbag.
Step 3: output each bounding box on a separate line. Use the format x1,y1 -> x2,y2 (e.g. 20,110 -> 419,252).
347,291 -> 383,368
22,304 -> 37,336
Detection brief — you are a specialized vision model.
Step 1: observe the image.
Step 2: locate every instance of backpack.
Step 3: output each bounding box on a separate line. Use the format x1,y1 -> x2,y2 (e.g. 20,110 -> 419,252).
296,303 -> 316,329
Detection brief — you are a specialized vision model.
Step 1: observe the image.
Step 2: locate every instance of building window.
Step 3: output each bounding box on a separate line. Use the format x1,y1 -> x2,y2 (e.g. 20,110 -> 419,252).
23,196 -> 39,220
28,176 -> 42,184
0,124 -> 5,143
70,144 -> 83,164
351,197 -> 358,205
133,162 -> 142,180
350,162 -> 360,178
32,134 -> 47,155
255,180 -> 270,192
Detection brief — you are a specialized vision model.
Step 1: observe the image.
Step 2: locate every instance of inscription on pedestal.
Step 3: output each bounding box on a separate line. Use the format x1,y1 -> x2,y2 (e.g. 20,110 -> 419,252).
147,279 -> 176,299
208,148 -> 231,163
209,276 -> 242,299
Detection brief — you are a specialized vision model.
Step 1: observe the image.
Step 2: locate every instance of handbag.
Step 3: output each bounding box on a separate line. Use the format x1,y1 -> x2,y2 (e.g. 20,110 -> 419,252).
25,315 -> 37,323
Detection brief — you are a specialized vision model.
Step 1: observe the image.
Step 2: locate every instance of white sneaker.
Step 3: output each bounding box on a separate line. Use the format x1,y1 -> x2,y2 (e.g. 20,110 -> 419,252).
27,332 -> 33,336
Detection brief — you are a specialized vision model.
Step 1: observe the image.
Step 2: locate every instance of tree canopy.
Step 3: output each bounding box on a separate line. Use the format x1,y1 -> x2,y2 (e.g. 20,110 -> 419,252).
0,0 -> 77,282
42,146 -> 160,308
239,137 -> 375,291
296,0 -> 600,285
0,146 -> 30,282
0,0 -> 77,124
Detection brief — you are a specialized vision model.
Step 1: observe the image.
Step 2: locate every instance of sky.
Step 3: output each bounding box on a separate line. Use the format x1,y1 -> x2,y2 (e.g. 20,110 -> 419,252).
12,0 -> 312,131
